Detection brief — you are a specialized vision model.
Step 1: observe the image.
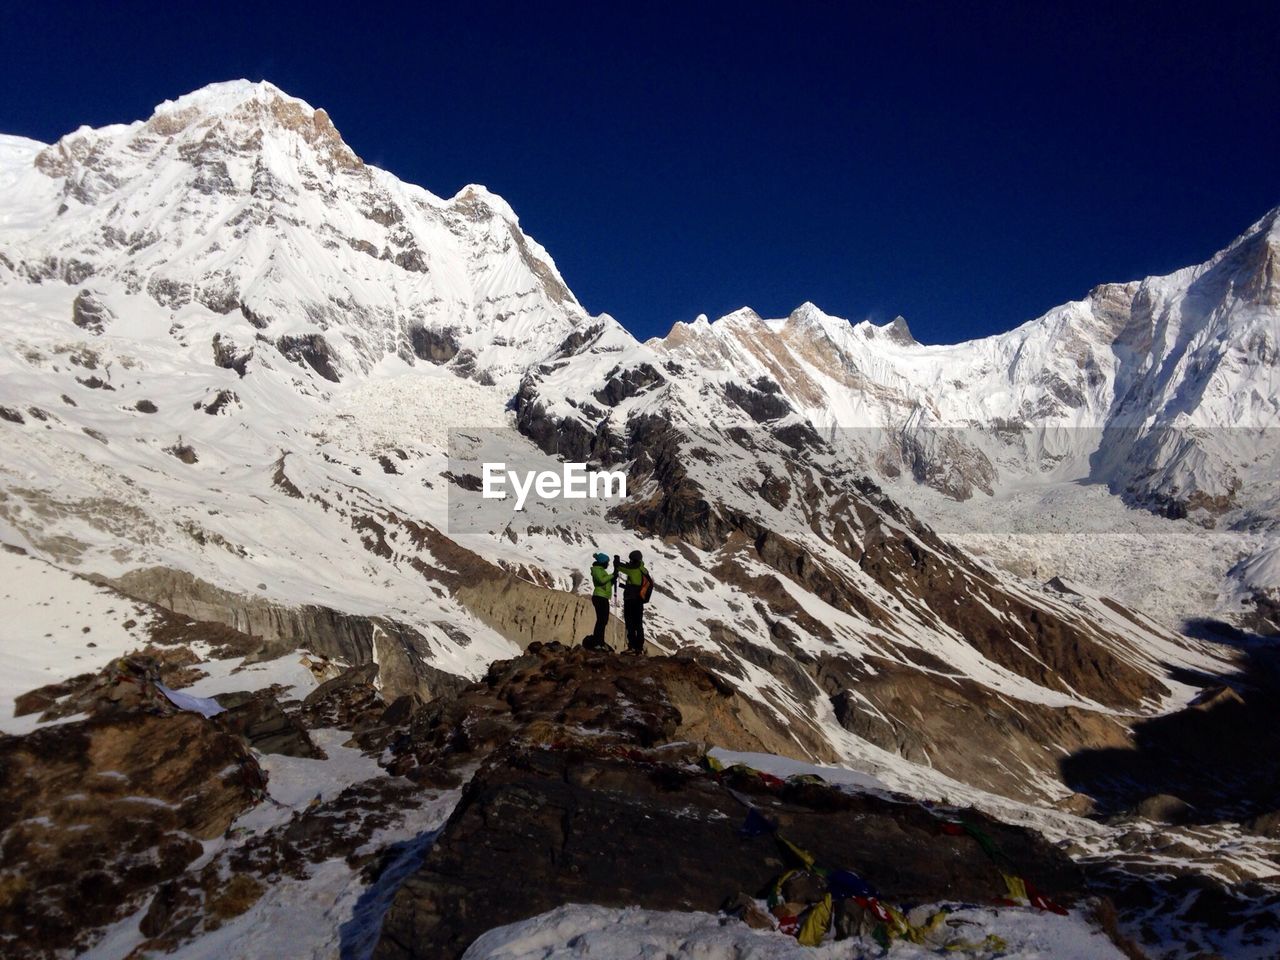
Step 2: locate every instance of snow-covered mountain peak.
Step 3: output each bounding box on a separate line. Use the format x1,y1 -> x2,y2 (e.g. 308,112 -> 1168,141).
880,314 -> 917,345
786,300 -> 826,322
650,313 -> 711,349
1214,203 -> 1280,306
790,300 -> 896,344
152,78 -> 311,117
0,80 -> 1276,621
713,305 -> 766,328
1221,203 -> 1280,252
31,79 -> 362,184
0,80 -> 597,388
448,183 -> 522,225
148,79 -> 360,169
639,207 -> 1280,540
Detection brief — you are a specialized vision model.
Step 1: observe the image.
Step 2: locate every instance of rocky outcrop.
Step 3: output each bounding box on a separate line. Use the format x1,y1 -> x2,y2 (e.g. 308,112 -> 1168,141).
592,362 -> 665,407
374,744 -> 1083,960
214,688 -> 322,758
71,289 -> 113,334
1243,589 -> 1280,636
165,440 -> 198,463
882,315 -> 916,345
724,379 -> 793,423
275,333 -> 340,382
0,712 -> 264,958
300,661 -> 383,728
210,332 -> 252,376
896,427 -> 996,501
386,643 -> 817,777
197,387 -> 240,415
512,377 -> 620,463
369,648 -> 1089,959
23,650 -> 205,722
408,325 -> 459,364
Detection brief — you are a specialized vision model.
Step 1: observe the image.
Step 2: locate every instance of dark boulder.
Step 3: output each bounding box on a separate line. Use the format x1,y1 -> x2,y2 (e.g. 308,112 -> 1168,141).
215,689 -> 323,758
300,661 -> 382,729
373,745 -> 1083,960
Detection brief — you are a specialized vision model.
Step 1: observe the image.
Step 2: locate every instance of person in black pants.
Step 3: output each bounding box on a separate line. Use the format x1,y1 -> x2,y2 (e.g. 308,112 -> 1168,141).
614,550 -> 648,654
586,552 -> 614,649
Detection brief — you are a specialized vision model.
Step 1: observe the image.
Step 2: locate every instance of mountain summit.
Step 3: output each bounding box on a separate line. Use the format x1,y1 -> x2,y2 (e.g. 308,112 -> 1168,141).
2,79 -> 595,390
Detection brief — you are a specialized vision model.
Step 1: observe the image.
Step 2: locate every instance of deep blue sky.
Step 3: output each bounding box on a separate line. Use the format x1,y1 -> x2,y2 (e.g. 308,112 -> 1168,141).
2,2 -> 1277,343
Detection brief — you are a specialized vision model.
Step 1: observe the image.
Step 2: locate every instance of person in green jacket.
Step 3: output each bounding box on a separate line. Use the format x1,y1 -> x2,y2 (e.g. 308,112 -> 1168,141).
614,550 -> 648,654
586,552 -> 615,650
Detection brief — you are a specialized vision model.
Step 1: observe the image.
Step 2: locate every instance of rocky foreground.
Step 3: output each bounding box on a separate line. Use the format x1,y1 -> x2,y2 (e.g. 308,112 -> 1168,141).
373,745 -> 1080,960
2,640 -> 1278,959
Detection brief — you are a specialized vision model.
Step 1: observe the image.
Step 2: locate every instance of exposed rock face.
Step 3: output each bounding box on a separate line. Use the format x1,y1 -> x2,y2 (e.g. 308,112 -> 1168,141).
198,388 -> 239,415
210,332 -> 252,376
276,333 -> 340,382
71,289 -> 113,334
101,566 -> 463,702
13,674 -> 94,718
724,379 -> 793,422
300,661 -> 383,729
1243,589 -> 1280,636
409,325 -> 459,363
24,650 -> 203,722
593,362 -> 665,407
897,426 -> 997,500
373,745 -> 1082,960
882,315 -> 916,345
165,440 -> 198,463
512,377 -> 621,463
454,576 -> 626,651
0,712 -> 264,958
